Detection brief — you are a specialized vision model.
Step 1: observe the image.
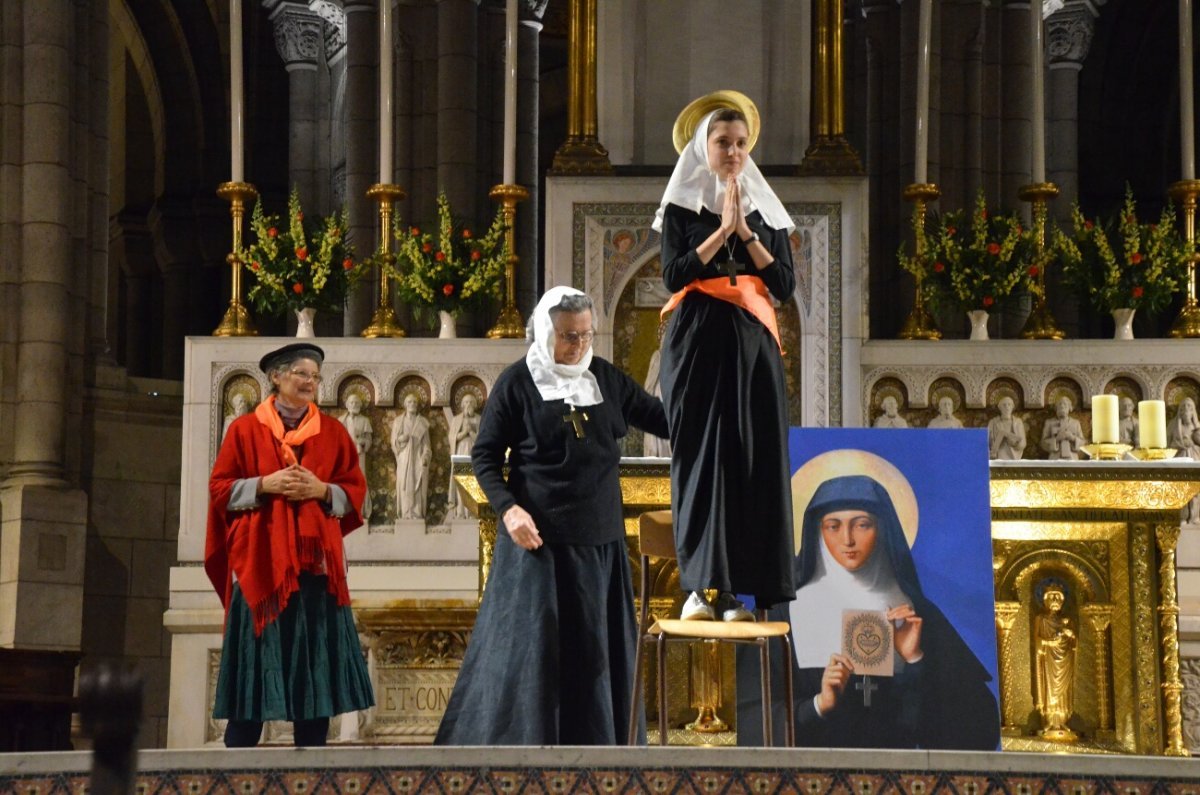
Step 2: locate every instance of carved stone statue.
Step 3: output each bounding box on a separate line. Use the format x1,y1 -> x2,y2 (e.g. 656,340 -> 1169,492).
340,394 -> 374,521
1034,585 -> 1077,742
642,348 -> 671,456
1118,396 -> 1139,447
392,393 -> 432,520
927,396 -> 963,429
222,393 -> 251,440
446,393 -> 482,519
1040,397 -> 1086,460
988,396 -> 1026,460
873,395 -> 908,428
1168,397 -> 1200,523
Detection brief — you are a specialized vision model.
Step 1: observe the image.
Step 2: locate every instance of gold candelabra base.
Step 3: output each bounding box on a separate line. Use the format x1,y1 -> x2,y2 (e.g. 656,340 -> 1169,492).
797,135 -> 865,176
1020,295 -> 1065,340
212,181 -> 259,337
685,706 -> 729,734
1081,442 -> 1132,461
897,306 -> 941,341
487,184 -> 530,339
1169,301 -> 1200,338
361,183 -> 407,338
1129,447 -> 1179,461
361,305 -> 407,339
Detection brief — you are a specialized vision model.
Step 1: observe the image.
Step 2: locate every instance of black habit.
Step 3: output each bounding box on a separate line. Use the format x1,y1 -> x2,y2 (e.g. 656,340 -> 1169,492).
435,356 -> 669,745
658,202 -> 797,607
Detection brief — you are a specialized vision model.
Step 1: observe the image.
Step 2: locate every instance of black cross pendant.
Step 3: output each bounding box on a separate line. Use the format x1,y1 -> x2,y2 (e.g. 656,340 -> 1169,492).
721,259 -> 738,286
856,675 -> 878,707
563,406 -> 589,439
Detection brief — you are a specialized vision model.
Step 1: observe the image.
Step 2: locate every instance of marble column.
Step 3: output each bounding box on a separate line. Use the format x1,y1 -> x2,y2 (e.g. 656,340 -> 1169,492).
1001,0 -> 1033,204
343,2 -> 377,334
1,0 -> 88,652
1046,3 -> 1097,217
313,1 -> 348,211
270,2 -> 323,206
516,9 -> 543,316
437,0 -> 479,220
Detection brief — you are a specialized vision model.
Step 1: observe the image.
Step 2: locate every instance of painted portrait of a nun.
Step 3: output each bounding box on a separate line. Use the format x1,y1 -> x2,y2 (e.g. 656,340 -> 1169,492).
738,430 -> 1001,750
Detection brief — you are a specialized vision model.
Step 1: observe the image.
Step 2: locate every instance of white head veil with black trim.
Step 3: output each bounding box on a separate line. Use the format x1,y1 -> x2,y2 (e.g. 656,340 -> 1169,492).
651,109 -> 794,234
525,286 -> 603,407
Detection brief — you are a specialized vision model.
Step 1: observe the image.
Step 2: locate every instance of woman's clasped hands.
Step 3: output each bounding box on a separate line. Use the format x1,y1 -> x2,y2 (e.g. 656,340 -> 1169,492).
261,464 -> 330,502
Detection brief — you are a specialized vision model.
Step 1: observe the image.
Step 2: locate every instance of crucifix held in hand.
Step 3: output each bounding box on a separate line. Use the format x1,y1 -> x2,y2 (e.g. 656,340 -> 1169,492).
855,675 -> 878,707
563,406 -> 589,439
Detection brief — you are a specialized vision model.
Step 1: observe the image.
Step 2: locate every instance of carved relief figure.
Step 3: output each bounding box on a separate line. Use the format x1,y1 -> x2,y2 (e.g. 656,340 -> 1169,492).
1118,396 -> 1139,447
1168,397 -> 1200,523
1034,585 -> 1077,741
223,393 -> 252,440
446,393 -> 482,519
1040,397 -> 1086,460
987,397 -> 1026,460
392,393 -> 432,519
340,394 -> 374,521
873,395 -> 908,428
642,346 -> 671,456
927,396 -> 963,429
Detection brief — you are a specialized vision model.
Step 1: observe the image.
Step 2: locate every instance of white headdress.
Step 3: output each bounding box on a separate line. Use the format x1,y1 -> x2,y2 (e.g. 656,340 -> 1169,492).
525,286 -> 603,406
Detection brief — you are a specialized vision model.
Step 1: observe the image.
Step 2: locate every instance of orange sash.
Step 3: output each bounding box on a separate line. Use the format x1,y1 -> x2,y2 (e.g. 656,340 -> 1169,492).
661,275 -> 783,353
254,396 -> 321,465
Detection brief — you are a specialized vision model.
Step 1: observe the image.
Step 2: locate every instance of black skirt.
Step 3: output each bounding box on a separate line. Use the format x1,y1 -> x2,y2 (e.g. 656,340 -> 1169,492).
435,535 -> 641,745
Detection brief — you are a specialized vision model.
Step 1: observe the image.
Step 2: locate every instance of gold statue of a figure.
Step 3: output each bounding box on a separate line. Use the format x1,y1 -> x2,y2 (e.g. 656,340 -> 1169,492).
1034,584 -> 1078,741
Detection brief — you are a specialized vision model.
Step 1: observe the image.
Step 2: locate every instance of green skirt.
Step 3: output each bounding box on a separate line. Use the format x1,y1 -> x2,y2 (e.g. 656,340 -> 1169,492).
212,572 -> 375,723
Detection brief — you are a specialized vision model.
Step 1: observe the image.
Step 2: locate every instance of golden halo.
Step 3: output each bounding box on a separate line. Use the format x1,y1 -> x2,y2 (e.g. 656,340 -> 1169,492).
790,448 -> 919,555
672,90 -> 761,155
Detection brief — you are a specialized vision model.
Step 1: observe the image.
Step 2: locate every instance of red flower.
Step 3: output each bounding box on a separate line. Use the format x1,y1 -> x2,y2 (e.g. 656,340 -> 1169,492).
987,242 -> 1001,255
296,246 -> 308,261
297,212 -> 304,221
471,250 -> 482,261
443,283 -> 455,296
251,261 -> 260,271
410,226 -> 421,236
1016,225 -> 1023,234
292,283 -> 304,294
422,243 -> 433,253
435,251 -> 445,262
342,257 -> 354,270
1084,220 -> 1094,230
1132,285 -> 1145,299
268,227 -> 278,238
982,295 -> 995,307
1028,265 -> 1039,278
946,226 -> 957,237
1131,252 -> 1143,264
980,209 -> 989,220
933,261 -> 945,273
462,229 -> 472,239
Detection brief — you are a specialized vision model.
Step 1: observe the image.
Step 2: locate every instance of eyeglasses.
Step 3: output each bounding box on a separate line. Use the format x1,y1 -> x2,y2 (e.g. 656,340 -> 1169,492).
289,369 -> 323,384
555,330 -> 595,346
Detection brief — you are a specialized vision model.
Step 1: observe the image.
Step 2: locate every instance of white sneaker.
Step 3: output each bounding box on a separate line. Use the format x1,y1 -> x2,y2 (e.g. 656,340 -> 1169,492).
714,592 -> 755,622
680,591 -> 716,621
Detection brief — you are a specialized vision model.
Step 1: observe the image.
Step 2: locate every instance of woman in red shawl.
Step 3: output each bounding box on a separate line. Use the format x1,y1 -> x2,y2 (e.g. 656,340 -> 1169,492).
206,342 -> 374,747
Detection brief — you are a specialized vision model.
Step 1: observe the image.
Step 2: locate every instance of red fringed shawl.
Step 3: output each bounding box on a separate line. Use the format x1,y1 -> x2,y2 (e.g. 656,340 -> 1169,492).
205,399 -> 367,636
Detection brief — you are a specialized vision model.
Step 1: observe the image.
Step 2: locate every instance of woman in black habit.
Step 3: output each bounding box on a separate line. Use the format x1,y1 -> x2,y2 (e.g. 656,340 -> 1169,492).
435,286 -> 669,745
653,91 -> 797,621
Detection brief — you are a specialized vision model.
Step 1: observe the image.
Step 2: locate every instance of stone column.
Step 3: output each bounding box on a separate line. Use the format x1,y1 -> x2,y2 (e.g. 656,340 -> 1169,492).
516,7 -> 543,315
1,0 -> 88,652
437,0 -> 479,219
1000,0 -> 1033,204
313,1 -> 349,211
549,0 -> 611,174
343,1 -> 376,334
87,0 -> 111,360
1046,3 -> 1097,217
270,2 -> 323,205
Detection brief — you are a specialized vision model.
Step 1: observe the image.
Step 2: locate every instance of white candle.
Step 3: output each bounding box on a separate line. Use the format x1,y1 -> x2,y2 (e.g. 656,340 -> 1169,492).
1139,400 -> 1168,449
379,0 -> 394,183
1092,394 -> 1119,444
502,0 -> 518,185
1030,0 -> 1046,184
230,0 -> 244,182
1182,0 -> 1196,180
914,0 -> 932,184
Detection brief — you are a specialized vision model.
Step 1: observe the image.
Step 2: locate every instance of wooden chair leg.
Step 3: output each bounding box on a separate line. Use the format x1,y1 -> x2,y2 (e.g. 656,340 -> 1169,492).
656,634 -> 668,746
759,638 -> 773,746
782,633 -> 795,747
627,630 -> 645,745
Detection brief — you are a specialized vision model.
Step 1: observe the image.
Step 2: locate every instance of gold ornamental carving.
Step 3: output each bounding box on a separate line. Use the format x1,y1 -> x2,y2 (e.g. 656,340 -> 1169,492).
1155,524 -> 1190,756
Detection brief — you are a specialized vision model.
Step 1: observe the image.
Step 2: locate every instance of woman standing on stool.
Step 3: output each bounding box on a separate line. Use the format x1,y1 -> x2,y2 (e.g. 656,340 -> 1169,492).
206,343 -> 374,747
653,91 -> 797,621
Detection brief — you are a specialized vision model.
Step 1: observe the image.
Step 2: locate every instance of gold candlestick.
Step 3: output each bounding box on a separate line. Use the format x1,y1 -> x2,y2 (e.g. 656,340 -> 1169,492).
212,182 -> 259,337
486,184 -> 529,339
1169,179 -> 1200,338
1080,442 -> 1132,461
361,183 -> 407,338
1019,182 -> 1065,340
1129,447 -> 1179,460
898,183 -> 941,340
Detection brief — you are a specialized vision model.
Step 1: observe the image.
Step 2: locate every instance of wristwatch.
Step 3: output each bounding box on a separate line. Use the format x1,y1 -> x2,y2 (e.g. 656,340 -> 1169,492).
741,231 -> 760,245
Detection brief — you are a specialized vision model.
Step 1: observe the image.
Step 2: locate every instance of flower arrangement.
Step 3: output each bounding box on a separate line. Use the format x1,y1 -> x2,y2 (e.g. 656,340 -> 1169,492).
926,190 -> 1032,312
242,188 -> 369,315
388,193 -> 508,326
1055,188 -> 1188,315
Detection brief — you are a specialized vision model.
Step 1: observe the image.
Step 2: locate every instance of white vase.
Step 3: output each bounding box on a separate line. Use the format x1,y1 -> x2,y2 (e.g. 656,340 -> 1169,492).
1111,307 -> 1136,340
295,307 -> 316,338
967,309 -> 990,341
438,310 -> 457,339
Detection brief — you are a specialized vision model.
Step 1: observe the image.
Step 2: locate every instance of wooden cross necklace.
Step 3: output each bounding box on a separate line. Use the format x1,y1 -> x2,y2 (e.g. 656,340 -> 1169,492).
721,236 -> 738,285
563,405 -> 589,439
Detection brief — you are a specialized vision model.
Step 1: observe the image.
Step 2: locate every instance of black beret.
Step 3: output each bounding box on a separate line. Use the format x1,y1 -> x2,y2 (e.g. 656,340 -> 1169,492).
258,342 -> 325,373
